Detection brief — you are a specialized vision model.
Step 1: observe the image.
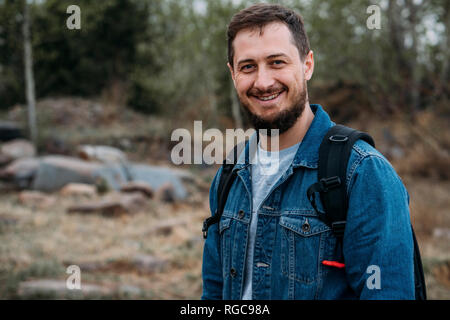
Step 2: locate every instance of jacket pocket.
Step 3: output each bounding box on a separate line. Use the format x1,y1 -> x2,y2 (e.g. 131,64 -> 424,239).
279,214 -> 331,284
219,217 -> 231,234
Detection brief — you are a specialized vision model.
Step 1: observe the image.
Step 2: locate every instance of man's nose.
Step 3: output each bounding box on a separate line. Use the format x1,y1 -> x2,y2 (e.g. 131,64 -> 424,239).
253,67 -> 275,92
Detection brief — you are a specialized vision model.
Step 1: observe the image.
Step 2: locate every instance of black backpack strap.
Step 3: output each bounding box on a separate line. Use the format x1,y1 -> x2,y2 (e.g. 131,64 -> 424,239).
307,124 -> 375,237
412,228 -> 427,300
202,142 -> 244,239
307,124 -> 427,299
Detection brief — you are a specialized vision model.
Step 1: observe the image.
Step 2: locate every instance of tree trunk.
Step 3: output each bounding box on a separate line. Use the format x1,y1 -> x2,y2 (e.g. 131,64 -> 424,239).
406,0 -> 421,115
438,1 -> 450,98
22,1 -> 37,146
387,0 -> 410,111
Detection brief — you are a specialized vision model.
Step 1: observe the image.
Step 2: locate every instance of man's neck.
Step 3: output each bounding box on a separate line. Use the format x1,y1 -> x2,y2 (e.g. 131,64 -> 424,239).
259,102 -> 315,152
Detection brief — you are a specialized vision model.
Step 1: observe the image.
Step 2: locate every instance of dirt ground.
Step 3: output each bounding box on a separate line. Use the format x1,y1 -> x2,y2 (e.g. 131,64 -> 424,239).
0,185 -> 210,299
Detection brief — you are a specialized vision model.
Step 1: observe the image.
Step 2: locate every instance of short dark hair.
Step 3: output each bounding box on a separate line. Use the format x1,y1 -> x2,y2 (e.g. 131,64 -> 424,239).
227,3 -> 310,68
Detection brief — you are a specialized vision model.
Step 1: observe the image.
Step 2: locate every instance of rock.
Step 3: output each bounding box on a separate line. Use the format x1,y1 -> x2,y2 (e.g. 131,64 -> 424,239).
30,155 -> 130,193
17,279 -> 112,298
148,219 -> 187,236
185,235 -> 204,248
118,285 -> 142,297
116,192 -> 147,214
18,191 -> 56,209
0,139 -> 35,163
156,183 -> 176,203
126,164 -> 188,200
70,255 -> 167,275
120,181 -> 154,198
0,214 -> 19,227
0,154 -> 10,166
0,121 -> 23,142
67,192 -> 147,216
0,180 -> 16,192
60,183 -> 97,197
77,145 -> 127,163
0,157 -> 40,189
44,137 -> 71,155
131,254 -> 168,273
32,156 -> 103,192
390,146 -> 404,159
118,138 -> 132,151
382,128 -> 398,145
12,155 -> 188,200
74,261 -> 108,272
433,228 -> 450,239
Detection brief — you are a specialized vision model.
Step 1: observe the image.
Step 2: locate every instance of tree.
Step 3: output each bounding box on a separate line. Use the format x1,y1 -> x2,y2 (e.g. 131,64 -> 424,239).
0,0 -> 26,110
22,0 -> 37,144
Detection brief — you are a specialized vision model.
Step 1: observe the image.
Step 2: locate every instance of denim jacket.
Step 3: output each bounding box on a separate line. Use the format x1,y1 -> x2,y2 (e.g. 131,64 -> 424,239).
202,104 -> 415,300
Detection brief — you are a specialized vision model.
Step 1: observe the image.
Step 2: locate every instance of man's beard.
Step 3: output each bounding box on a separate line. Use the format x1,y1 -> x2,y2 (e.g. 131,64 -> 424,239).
240,83 -> 307,137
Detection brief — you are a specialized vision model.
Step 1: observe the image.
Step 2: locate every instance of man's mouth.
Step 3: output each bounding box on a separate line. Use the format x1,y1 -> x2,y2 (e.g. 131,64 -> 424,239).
253,90 -> 284,102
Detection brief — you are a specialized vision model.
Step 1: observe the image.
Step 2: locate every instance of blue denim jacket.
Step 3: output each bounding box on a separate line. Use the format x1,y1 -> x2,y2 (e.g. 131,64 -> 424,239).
202,104 -> 415,300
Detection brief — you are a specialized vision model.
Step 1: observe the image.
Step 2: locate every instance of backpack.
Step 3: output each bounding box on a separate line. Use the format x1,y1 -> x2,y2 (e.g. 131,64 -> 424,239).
202,124 -> 427,300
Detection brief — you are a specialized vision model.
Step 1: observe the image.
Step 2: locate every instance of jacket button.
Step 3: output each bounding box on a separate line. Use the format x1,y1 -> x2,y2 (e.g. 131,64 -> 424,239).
230,268 -> 237,278
302,222 -> 311,232
238,210 -> 245,219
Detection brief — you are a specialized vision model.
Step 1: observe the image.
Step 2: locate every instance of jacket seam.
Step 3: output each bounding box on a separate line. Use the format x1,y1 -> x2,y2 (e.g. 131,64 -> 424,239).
347,151 -> 389,193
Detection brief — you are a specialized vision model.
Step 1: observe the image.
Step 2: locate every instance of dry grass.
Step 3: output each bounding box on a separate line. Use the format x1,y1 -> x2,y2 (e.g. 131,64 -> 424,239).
0,188 -> 211,299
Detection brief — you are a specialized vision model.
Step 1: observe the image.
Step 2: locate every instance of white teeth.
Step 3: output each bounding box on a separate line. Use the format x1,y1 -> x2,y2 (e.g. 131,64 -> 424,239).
258,92 -> 281,101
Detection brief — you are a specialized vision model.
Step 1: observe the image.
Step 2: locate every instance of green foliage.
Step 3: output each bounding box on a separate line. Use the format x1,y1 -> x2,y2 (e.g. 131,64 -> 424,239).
0,0 -> 448,118
0,259 -> 65,299
0,0 -> 25,109
32,0 -> 149,98
0,0 -> 149,109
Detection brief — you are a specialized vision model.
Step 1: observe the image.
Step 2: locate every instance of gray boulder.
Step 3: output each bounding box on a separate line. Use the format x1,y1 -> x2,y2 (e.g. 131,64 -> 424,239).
3,155 -> 188,200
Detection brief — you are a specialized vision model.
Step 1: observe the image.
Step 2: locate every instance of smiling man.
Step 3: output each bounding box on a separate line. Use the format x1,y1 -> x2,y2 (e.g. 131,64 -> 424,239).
202,3 -> 417,300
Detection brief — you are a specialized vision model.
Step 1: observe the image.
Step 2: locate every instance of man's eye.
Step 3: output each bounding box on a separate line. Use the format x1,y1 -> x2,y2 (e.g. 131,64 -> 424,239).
241,64 -> 254,72
272,60 -> 285,66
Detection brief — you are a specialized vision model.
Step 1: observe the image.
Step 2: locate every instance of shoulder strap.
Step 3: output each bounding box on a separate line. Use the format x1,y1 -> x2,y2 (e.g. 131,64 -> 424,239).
307,124 -> 375,237
412,229 -> 427,300
202,142 -> 245,239
307,124 -> 427,300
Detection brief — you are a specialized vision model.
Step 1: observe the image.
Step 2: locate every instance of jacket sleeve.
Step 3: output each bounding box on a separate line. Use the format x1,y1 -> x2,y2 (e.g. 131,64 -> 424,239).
201,166 -> 223,300
343,154 -> 415,299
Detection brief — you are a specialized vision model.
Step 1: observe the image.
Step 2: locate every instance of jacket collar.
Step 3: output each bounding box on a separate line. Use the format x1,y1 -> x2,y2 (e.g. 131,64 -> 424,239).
233,104 -> 333,170
292,104 -> 334,168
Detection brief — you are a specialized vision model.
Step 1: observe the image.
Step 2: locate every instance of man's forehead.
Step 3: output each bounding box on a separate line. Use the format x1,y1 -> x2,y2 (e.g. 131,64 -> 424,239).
232,22 -> 298,63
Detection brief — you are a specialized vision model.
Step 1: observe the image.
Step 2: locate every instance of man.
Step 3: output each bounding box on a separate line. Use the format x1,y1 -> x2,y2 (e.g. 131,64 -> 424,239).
202,3 -> 415,300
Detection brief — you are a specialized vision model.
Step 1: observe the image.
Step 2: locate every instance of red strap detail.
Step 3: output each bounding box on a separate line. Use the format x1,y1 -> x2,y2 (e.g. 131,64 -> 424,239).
322,260 -> 345,268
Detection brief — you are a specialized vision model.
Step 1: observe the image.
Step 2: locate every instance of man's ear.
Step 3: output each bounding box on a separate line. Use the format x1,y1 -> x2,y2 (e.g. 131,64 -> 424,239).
303,50 -> 314,81
227,62 -> 236,86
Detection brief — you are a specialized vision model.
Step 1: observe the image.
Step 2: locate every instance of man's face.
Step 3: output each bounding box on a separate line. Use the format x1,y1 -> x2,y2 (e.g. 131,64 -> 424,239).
228,22 -> 314,134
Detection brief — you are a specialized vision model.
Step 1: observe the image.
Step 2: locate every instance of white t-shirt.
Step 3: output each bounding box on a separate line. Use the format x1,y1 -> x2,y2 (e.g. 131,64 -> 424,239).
242,139 -> 301,300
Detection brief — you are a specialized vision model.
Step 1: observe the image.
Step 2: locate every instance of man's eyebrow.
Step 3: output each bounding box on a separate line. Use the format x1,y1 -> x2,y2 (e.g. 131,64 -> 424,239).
266,53 -> 289,60
236,58 -> 255,67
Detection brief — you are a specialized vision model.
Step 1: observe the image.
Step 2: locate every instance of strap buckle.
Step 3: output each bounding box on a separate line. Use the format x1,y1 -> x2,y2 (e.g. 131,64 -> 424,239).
319,176 -> 341,192
202,220 -> 209,239
331,221 -> 346,237
329,135 -> 349,142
